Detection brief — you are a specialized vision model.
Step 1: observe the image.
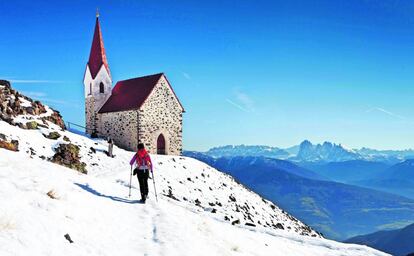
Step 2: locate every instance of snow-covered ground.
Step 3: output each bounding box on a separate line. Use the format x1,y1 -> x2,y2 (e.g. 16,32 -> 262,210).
0,119 -> 389,255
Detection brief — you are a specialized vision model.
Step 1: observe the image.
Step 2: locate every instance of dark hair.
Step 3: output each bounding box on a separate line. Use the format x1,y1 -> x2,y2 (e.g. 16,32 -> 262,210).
138,143 -> 145,150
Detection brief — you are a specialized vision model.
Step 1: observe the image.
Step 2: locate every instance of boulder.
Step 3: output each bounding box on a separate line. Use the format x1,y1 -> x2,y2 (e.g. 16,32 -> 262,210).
0,139 -> 18,152
44,131 -> 61,140
26,121 -> 38,130
50,143 -> 87,174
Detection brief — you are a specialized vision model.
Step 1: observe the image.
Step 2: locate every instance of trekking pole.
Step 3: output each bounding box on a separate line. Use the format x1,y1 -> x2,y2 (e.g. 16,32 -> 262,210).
151,166 -> 158,202
128,165 -> 132,198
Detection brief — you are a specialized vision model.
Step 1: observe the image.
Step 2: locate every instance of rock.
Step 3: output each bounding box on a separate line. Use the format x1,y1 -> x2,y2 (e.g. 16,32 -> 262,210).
64,233 -> 74,243
26,107 -> 35,115
0,133 -> 5,140
17,123 -> 26,129
44,131 -> 61,140
41,110 -> 65,130
0,80 -> 11,88
195,198 -> 201,206
245,223 -> 256,227
231,219 -> 240,225
46,190 -> 59,199
50,143 -> 87,174
25,121 -> 38,130
89,147 -> 96,153
63,136 -> 70,142
0,138 -> 18,152
275,223 -> 284,230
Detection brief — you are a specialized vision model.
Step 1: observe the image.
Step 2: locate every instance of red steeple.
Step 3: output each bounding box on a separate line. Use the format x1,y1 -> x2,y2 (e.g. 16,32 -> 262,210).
88,13 -> 111,79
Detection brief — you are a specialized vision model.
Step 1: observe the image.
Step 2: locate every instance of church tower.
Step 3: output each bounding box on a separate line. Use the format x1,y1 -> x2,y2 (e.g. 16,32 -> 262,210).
84,12 -> 112,137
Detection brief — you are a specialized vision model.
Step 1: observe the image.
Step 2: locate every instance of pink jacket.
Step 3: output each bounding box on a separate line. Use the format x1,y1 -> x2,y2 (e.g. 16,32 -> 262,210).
130,149 -> 152,171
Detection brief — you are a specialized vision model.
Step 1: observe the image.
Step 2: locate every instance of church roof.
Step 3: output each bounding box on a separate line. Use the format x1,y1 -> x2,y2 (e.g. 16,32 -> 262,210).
88,16 -> 111,79
98,73 -> 184,114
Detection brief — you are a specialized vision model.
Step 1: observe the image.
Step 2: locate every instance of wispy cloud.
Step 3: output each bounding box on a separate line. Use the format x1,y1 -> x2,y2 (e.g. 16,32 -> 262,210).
21,91 -> 47,98
9,79 -> 66,84
20,90 -> 80,108
366,107 -> 406,120
226,88 -> 255,113
182,72 -> 191,80
226,98 -> 250,112
235,89 -> 254,112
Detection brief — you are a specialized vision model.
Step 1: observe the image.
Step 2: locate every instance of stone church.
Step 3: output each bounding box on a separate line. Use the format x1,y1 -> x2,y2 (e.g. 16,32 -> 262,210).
83,14 -> 184,155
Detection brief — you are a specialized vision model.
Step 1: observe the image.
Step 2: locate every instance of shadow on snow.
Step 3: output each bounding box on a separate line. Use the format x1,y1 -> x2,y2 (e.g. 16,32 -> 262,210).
74,183 -> 142,204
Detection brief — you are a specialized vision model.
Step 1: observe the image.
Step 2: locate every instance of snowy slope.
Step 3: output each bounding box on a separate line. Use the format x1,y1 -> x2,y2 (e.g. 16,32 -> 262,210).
0,98 -> 389,256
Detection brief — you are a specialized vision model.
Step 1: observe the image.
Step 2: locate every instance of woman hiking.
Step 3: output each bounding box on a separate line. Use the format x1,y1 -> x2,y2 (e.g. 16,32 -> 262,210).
129,143 -> 153,203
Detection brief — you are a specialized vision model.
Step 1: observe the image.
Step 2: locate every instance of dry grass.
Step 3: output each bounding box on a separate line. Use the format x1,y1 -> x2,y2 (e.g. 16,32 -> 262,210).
0,216 -> 16,230
47,189 -> 59,200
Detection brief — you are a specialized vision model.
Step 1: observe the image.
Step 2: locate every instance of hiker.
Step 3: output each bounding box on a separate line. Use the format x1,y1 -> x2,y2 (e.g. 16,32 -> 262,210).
129,143 -> 153,203
108,137 -> 114,157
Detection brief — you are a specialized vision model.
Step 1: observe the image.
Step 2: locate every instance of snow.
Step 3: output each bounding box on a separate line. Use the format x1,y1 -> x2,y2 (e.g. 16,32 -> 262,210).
18,97 -> 32,108
0,120 -> 389,256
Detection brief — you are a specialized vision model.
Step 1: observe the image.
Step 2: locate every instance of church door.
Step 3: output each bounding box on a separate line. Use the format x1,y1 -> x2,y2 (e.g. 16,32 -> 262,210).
157,134 -> 166,155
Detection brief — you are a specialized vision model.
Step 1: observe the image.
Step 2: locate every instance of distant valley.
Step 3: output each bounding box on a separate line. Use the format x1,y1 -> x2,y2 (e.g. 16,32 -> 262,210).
197,141 -> 414,199
184,152 -> 414,240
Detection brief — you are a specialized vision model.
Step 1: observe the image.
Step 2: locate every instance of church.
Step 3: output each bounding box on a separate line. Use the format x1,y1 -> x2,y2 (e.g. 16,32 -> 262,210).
83,13 -> 184,155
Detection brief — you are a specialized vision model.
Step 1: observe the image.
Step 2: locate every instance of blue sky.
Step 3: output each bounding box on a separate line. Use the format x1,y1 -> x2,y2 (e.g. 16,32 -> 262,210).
1,0 -> 414,151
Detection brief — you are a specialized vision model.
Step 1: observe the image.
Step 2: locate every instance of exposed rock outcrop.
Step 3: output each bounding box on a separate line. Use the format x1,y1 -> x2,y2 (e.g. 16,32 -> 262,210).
0,80 -> 66,129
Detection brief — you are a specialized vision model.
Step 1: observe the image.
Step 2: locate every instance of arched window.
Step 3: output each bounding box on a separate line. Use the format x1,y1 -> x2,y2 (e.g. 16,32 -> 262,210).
89,83 -> 92,95
157,134 -> 166,155
99,82 -> 105,93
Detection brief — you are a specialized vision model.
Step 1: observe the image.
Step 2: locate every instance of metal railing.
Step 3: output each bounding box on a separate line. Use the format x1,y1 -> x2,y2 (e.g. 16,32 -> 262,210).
66,122 -> 93,135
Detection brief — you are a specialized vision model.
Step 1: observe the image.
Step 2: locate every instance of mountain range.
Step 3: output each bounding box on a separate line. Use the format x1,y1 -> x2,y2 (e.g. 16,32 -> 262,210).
183,152 -> 414,240
198,142 -> 414,200
345,223 -> 414,256
203,141 -> 414,163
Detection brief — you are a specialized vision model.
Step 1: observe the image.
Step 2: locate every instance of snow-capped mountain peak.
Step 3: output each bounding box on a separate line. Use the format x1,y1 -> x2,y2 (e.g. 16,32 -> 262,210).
296,140 -> 361,162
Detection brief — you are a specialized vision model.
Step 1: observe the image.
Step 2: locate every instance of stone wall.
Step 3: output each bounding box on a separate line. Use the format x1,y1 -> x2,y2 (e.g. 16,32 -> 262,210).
138,75 -> 183,155
99,110 -> 138,151
85,97 -> 96,134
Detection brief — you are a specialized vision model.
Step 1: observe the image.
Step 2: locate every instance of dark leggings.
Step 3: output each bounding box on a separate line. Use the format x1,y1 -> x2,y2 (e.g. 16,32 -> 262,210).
137,169 -> 149,199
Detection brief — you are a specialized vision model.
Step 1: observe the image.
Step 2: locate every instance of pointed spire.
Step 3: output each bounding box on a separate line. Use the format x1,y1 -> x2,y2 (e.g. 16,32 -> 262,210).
88,12 -> 110,79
